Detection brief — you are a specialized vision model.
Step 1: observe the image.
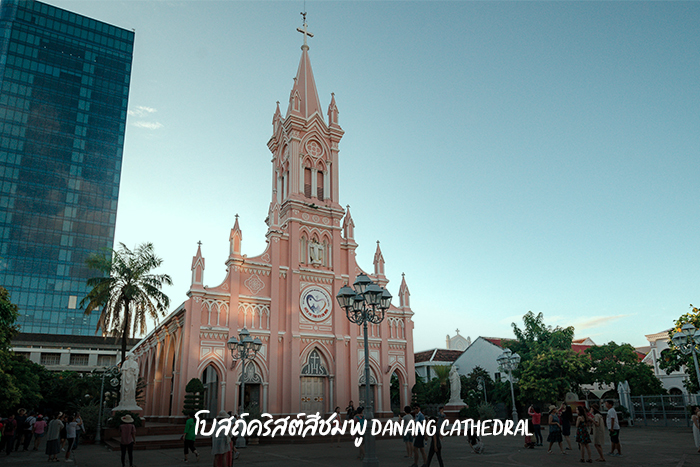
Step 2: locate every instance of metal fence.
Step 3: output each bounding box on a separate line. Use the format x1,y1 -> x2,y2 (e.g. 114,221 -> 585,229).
629,394 -> 693,427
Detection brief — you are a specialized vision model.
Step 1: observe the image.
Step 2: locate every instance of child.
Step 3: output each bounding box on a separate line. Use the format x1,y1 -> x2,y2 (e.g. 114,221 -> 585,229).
523,418 -> 536,449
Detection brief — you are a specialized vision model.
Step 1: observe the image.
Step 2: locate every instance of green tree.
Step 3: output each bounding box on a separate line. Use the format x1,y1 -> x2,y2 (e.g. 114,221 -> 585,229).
508,312 -> 585,406
509,311 -> 574,360
183,378 -> 205,415
517,348 -> 588,405
659,304 -> 700,393
0,287 -> 20,413
81,243 -> 172,363
584,342 -> 666,395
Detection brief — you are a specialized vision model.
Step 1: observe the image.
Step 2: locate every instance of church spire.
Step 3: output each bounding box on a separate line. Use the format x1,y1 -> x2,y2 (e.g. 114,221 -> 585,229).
229,214 -> 242,258
399,273 -> 411,309
287,14 -> 322,119
342,205 -> 355,240
327,92 -> 340,128
191,241 -> 205,289
373,241 -> 385,277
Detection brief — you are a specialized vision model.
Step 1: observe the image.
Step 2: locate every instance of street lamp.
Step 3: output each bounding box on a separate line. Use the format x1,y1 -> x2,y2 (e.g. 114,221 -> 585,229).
476,376 -> 488,404
95,365 -> 120,442
227,328 -> 262,448
672,323 -> 700,392
336,273 -> 391,467
497,348 -> 521,422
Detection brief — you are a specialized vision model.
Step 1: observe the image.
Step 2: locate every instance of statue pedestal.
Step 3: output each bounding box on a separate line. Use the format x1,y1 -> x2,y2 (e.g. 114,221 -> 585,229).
112,403 -> 142,413
444,401 -> 467,421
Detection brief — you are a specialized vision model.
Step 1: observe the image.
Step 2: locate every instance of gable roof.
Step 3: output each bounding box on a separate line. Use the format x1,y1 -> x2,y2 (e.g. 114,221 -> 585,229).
414,348 -> 463,364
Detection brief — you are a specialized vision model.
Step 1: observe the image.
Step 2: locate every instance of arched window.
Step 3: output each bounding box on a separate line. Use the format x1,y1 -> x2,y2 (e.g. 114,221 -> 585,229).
316,170 -> 324,200
304,167 -> 312,198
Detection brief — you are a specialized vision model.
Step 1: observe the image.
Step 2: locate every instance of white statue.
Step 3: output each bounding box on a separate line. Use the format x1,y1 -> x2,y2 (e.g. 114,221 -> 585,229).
309,241 -> 324,265
448,365 -> 466,406
115,353 -> 142,411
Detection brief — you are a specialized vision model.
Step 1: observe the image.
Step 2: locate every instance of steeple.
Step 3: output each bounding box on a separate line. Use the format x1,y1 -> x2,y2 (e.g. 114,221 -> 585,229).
327,92 -> 340,128
399,273 -> 411,309
191,241 -> 205,289
229,214 -> 242,258
272,101 -> 281,134
373,241 -> 385,277
342,205 -> 355,240
287,15 -> 322,119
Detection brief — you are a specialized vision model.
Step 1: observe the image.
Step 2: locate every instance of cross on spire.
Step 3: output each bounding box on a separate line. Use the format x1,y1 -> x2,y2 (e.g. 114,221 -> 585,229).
297,12 -> 314,49
197,240 -> 202,247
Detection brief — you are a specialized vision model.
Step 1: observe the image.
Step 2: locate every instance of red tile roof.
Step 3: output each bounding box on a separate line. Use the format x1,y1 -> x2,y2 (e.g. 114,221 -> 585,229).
414,348 -> 463,363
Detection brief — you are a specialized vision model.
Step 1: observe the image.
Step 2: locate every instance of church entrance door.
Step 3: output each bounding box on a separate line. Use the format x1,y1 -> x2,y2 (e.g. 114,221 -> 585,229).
301,376 -> 325,414
202,365 -> 219,416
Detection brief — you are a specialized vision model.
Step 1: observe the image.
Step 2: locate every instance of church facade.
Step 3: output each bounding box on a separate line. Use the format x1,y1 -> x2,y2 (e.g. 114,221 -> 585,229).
130,24 -> 416,420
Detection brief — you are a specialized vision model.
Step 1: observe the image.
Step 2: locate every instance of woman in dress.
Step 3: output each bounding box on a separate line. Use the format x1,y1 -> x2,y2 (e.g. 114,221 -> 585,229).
591,404 -> 606,462
547,405 -> 566,454
692,406 -> 700,454
211,411 -> 231,467
575,405 -> 592,463
45,413 -> 64,462
560,403 -> 573,450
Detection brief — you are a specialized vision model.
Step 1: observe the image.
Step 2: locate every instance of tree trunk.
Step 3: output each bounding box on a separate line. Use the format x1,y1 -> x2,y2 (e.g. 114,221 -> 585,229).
121,299 -> 130,365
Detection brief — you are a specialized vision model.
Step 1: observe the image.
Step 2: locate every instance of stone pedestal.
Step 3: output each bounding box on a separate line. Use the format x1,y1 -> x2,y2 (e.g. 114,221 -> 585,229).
443,402 -> 467,421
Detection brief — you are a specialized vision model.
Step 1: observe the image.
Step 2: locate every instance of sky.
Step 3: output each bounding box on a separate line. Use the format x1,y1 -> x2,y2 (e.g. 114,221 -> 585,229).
48,0 -> 700,351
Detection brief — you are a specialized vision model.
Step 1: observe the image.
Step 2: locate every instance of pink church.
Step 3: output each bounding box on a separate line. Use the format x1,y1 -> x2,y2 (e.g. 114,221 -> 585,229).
130,24 -> 416,421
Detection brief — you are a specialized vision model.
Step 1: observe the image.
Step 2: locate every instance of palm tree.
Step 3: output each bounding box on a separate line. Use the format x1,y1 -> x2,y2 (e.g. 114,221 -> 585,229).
81,242 -> 172,364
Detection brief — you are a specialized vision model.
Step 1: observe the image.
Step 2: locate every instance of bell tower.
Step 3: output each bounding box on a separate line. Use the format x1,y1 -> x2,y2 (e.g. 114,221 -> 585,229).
267,15 -> 344,213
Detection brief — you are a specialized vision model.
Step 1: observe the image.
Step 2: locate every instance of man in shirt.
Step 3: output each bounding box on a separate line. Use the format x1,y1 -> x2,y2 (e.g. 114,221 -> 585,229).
411,406 -> 427,467
605,400 -> 622,456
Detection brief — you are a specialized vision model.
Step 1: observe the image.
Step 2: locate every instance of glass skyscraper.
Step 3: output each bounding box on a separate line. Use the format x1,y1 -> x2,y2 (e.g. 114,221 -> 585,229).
0,0 -> 134,335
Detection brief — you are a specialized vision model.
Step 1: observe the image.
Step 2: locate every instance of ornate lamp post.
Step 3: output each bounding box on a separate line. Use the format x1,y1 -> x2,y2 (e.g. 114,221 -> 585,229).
227,328 -> 262,447
497,348 -> 521,422
476,376 -> 488,404
95,365 -> 120,442
672,323 -> 700,392
336,273 -> 392,467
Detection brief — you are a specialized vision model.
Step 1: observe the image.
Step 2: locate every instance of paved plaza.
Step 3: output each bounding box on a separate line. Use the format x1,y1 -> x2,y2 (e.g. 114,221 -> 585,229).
1,427 -> 697,467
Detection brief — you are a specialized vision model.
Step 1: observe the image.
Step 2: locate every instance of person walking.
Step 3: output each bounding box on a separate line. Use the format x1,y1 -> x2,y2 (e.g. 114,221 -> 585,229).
33,415 -> 47,451
559,403 -> 573,450
119,414 -> 136,467
591,404 -> 606,462
13,409 -> 27,452
333,407 -> 342,447
182,412 -> 200,462
411,405 -> 427,467
575,406 -> 592,463
3,413 -> 16,456
402,405 -> 413,459
72,413 -> 83,451
425,417 -> 444,467
345,401 -> 355,421
605,400 -> 621,457
546,405 -> 566,454
22,411 -> 36,451
353,407 -> 366,461
528,405 -> 543,446
211,411 -> 230,467
693,406 -> 700,454
64,415 -> 77,462
45,413 -> 64,462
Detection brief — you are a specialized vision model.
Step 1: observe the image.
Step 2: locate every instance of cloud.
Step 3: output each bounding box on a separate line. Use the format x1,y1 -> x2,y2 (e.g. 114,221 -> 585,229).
574,314 -> 632,331
128,106 -> 157,117
132,121 -> 163,130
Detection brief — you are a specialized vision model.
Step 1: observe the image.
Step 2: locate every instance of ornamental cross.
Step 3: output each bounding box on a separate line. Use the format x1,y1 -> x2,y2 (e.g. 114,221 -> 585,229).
297,12 -> 314,47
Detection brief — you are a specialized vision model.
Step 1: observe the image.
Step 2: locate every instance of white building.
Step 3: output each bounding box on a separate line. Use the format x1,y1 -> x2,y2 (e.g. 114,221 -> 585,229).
445,329 -> 471,351
11,333 -> 138,372
453,336 -> 508,381
643,330 -> 688,395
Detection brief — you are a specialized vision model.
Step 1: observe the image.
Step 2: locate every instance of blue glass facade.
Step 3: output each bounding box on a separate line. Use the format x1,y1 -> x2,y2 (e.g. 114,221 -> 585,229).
0,0 -> 133,335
